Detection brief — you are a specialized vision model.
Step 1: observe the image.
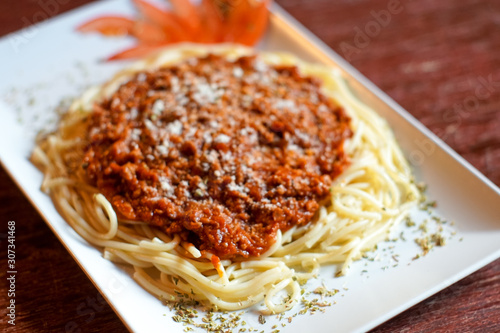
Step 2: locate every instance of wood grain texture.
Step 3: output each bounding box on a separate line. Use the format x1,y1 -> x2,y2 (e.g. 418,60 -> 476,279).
0,0 -> 498,332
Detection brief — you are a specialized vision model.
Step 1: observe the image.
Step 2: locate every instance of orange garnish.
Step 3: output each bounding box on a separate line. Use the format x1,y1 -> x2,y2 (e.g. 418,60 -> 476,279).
169,0 -> 202,34
77,16 -> 135,36
132,0 -> 191,41
197,0 -> 224,43
78,0 -> 272,60
235,0 -> 271,46
106,44 -> 169,61
132,21 -> 168,44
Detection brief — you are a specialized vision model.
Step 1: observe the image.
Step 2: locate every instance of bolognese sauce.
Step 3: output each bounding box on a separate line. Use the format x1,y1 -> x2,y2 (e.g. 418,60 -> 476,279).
83,54 -> 352,259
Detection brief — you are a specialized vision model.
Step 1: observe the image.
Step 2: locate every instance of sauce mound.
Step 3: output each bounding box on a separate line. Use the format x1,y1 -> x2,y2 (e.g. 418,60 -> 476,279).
83,54 -> 352,259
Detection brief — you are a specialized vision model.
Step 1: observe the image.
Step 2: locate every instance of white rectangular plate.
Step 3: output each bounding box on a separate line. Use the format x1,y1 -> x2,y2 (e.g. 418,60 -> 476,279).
1,1 -> 499,332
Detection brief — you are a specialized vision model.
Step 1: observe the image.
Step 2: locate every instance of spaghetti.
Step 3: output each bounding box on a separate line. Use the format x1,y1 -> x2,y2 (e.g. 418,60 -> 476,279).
32,44 -> 420,314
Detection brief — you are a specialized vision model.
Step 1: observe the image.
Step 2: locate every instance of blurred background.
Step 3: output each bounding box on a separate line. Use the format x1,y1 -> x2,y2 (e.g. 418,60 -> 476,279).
0,0 -> 498,332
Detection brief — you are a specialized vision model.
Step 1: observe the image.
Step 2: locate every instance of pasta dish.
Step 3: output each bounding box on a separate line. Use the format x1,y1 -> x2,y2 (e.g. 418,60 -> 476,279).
32,44 -> 419,314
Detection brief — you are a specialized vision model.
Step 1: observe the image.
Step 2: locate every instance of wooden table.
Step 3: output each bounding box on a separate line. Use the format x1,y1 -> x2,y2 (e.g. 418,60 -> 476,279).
1,0 -> 498,331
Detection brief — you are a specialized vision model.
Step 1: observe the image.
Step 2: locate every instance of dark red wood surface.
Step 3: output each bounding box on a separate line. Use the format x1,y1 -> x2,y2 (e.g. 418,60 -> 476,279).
0,0 -> 499,332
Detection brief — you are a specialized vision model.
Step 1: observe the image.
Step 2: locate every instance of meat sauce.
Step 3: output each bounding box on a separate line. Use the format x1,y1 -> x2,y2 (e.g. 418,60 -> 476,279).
83,54 -> 352,259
